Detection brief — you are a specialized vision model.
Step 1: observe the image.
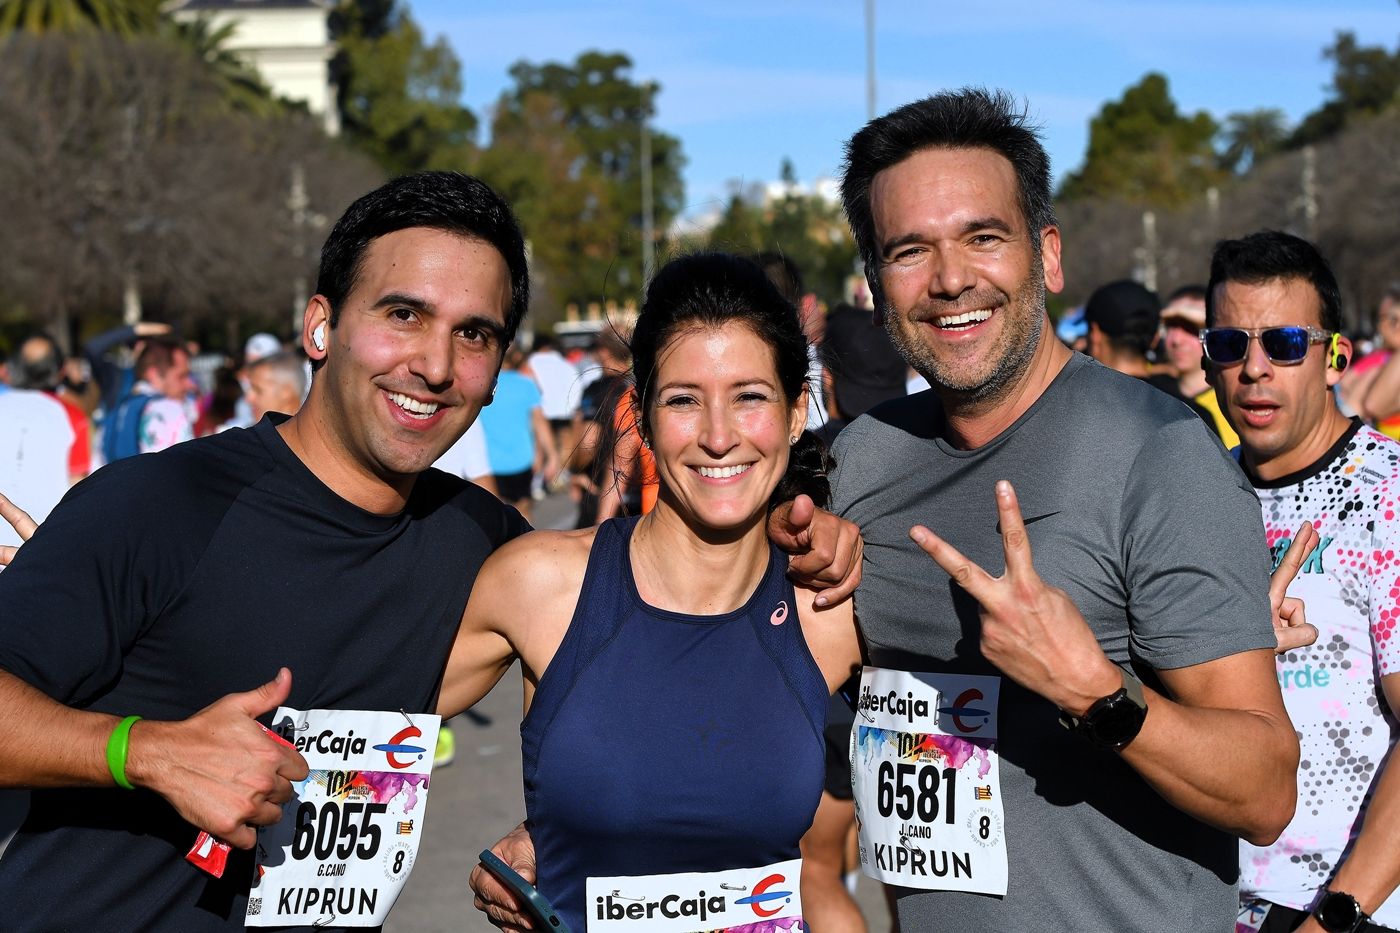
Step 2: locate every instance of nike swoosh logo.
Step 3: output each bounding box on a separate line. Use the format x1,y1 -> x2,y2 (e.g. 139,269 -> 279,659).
995,511 -> 1060,534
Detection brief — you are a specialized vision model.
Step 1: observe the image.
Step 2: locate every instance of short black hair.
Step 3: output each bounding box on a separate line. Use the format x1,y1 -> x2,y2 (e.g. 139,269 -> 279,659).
1205,231 -> 1342,332
315,171 -> 529,343
841,88 -> 1055,304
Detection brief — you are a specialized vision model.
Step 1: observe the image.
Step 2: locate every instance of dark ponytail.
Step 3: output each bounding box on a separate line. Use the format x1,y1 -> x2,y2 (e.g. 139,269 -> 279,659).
771,430 -> 833,510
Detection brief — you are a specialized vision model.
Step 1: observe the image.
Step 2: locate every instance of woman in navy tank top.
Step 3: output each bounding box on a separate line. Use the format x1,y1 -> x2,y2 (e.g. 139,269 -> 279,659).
437,253 -> 863,931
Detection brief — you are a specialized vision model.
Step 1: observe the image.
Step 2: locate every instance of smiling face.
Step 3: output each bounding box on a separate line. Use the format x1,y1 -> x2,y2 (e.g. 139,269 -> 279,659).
1209,276 -> 1350,480
306,227 -> 511,493
647,321 -> 807,534
869,146 -> 1063,403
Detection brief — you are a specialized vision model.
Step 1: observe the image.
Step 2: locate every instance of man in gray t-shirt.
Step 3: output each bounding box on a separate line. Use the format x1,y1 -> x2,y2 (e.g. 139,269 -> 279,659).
834,89 -> 1299,930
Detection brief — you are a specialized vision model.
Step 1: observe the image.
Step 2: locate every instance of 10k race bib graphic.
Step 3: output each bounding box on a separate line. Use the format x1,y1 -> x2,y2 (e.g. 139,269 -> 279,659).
246,708 -> 440,927
851,667 -> 1007,896
586,859 -> 803,932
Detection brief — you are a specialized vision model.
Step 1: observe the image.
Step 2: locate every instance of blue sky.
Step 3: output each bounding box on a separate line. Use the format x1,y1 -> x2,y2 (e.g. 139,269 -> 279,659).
415,1 -> 1397,224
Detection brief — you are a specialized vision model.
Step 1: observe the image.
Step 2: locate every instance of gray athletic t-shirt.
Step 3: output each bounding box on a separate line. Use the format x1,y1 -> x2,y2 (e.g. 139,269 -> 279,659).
831,353 -> 1275,932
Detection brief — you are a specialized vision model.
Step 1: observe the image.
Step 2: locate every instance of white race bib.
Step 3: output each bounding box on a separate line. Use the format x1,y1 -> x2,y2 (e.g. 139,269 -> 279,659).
851,667 -> 1007,895
585,859 -> 803,932
246,708 -> 440,927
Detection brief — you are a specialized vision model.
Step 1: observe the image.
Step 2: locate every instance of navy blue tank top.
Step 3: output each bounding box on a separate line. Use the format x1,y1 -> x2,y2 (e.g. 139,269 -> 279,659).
521,516 -> 828,931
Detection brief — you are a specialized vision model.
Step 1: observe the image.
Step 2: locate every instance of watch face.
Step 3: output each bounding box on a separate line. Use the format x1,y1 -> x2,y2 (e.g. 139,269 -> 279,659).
1318,893 -> 1364,930
1087,694 -> 1147,748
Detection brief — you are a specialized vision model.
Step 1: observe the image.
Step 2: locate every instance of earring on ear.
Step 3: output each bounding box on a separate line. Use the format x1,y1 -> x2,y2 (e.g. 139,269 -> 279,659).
789,434 -> 799,445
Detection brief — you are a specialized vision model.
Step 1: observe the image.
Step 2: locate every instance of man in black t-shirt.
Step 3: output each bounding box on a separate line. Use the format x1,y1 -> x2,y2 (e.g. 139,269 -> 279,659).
0,173 -> 536,931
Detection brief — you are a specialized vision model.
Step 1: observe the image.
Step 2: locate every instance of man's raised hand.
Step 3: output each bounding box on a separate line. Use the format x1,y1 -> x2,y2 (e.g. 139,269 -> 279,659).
0,492 -> 37,566
1271,521 -> 1320,655
767,494 -> 863,607
909,480 -> 1120,717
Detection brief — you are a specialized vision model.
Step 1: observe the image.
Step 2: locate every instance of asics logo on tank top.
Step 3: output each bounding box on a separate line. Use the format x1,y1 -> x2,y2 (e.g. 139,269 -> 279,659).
769,601 -> 788,625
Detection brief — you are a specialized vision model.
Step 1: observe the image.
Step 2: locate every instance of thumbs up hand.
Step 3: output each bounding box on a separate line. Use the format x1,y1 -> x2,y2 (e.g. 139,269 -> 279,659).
126,667 -> 309,849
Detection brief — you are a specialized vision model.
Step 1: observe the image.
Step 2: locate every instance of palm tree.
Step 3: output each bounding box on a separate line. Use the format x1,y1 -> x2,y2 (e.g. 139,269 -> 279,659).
163,14 -> 281,117
0,0 -> 161,35
1219,109 -> 1288,174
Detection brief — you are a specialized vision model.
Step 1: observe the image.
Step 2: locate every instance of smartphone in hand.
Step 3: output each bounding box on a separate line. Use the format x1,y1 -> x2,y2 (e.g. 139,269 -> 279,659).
477,848 -> 570,933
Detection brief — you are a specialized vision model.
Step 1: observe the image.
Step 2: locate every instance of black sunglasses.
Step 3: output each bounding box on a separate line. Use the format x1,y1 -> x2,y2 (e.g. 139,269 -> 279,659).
1199,326 -> 1331,365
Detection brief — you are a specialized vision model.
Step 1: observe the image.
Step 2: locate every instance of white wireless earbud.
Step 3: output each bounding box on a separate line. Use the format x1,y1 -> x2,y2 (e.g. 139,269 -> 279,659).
312,324 -> 326,352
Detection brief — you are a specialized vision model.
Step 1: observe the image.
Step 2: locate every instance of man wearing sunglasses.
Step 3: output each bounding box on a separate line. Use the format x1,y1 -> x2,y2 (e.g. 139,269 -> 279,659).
1206,231 -> 1400,933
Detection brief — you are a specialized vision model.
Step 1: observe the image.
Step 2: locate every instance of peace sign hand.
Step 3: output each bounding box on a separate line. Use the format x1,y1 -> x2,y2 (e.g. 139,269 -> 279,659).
909,480 -> 1121,718
1270,521 -> 1319,655
0,492 -> 37,566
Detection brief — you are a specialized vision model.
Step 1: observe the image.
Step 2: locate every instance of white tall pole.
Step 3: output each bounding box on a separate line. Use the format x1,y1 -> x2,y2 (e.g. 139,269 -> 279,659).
641,111 -> 655,288
865,0 -> 877,120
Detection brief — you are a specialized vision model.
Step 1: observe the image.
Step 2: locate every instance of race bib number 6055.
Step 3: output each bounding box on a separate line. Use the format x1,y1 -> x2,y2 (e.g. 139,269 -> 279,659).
246,708 -> 440,927
851,667 -> 1007,896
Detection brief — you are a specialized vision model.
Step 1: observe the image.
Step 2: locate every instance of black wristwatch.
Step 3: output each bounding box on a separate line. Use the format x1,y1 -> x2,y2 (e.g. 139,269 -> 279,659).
1314,889 -> 1370,933
1059,665 -> 1148,750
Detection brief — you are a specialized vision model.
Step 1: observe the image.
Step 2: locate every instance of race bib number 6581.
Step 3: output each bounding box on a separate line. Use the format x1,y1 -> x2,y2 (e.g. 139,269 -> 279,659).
851,667 -> 1007,896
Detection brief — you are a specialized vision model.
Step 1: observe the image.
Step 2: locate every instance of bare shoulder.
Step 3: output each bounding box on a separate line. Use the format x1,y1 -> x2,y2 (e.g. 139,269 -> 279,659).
479,527 -> 596,599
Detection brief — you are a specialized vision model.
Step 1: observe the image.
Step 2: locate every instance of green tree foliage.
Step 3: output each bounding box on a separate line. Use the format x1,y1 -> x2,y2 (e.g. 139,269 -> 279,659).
0,0 -> 160,35
1289,30 -> 1400,148
493,51 -> 685,299
705,165 -> 857,305
1059,72 -> 1224,207
331,0 -> 476,175
474,89 -> 618,318
1218,108 -> 1287,174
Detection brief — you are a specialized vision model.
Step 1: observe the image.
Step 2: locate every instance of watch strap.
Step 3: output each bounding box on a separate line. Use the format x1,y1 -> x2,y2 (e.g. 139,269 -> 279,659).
1058,665 -> 1145,730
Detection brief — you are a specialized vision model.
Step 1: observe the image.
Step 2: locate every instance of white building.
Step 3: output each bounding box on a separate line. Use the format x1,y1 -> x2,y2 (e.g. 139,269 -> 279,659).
169,0 -> 339,136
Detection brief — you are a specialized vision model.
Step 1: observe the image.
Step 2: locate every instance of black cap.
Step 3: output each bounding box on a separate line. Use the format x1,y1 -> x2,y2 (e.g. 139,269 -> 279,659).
1084,280 -> 1161,353
823,304 -> 907,419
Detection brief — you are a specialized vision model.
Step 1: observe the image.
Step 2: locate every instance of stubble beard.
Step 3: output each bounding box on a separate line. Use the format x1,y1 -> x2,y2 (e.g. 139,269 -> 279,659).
884,254 -> 1048,410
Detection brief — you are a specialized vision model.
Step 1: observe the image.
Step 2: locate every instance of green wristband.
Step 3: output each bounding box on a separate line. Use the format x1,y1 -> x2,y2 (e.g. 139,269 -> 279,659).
105,715 -> 142,791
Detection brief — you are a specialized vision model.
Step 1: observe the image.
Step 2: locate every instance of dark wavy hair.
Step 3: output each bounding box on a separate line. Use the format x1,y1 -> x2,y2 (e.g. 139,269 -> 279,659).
628,252 -> 832,508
